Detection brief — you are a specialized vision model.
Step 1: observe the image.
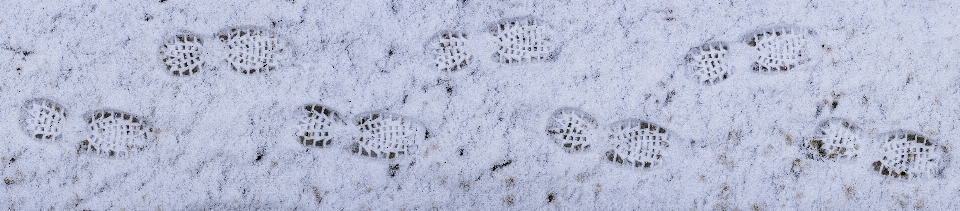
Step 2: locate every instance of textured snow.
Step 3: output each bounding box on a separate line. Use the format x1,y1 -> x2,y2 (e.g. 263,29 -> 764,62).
2,0 -> 960,210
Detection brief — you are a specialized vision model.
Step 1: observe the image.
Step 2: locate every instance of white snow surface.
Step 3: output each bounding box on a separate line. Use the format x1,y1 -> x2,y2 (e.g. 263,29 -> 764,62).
2,0 -> 960,210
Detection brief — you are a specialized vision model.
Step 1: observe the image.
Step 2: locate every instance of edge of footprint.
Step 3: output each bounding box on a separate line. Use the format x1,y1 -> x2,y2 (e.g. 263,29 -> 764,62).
424,30 -> 473,72
603,118 -> 672,169
872,129 -> 950,179
684,41 -> 734,85
214,26 -> 297,75
800,117 -> 864,162
739,24 -> 822,73
348,111 -> 429,159
546,107 -> 600,153
487,15 -> 562,64
159,31 -> 209,77
77,109 -> 158,158
295,103 -> 349,148
19,97 -> 68,142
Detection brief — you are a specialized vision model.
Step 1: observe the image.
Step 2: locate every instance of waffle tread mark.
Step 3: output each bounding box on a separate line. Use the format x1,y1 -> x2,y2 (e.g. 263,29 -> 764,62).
19,98 -> 67,141
873,132 -> 949,179
491,16 -> 557,64
685,42 -> 732,85
605,119 -> 669,168
428,31 -> 471,72
78,110 -> 156,157
745,26 -> 814,73
160,34 -> 206,76
351,112 -> 426,159
217,27 -> 290,74
546,107 -> 599,153
296,105 -> 346,148
802,118 -> 862,161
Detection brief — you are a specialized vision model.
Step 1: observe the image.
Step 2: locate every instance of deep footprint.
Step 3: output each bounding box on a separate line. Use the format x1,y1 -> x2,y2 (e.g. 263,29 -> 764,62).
19,98 -> 67,141
490,16 -> 558,64
605,119 -> 670,168
296,104 -> 347,148
685,41 -> 733,85
546,107 -> 599,153
873,131 -> 949,179
160,33 -> 206,76
801,118 -> 862,161
350,112 -> 427,159
78,110 -> 156,157
427,31 -> 472,72
217,26 -> 291,74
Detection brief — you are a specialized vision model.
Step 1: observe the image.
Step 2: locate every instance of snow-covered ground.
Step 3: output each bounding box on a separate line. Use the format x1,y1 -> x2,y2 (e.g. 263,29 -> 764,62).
2,0 -> 960,210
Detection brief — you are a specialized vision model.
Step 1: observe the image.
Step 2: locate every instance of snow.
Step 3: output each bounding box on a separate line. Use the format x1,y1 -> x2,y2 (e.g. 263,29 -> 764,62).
2,0 -> 960,209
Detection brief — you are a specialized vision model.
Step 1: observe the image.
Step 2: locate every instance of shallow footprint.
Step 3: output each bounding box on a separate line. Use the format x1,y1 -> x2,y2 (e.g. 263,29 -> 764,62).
350,112 -> 427,159
216,26 -> 292,74
78,110 -> 157,157
295,104 -> 347,148
872,131 -> 949,179
685,41 -> 733,85
801,118 -> 863,161
546,107 -> 599,153
427,31 -> 472,72
604,119 -> 670,169
741,25 -> 819,73
160,33 -> 207,76
489,16 -> 558,64
19,98 -> 67,142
